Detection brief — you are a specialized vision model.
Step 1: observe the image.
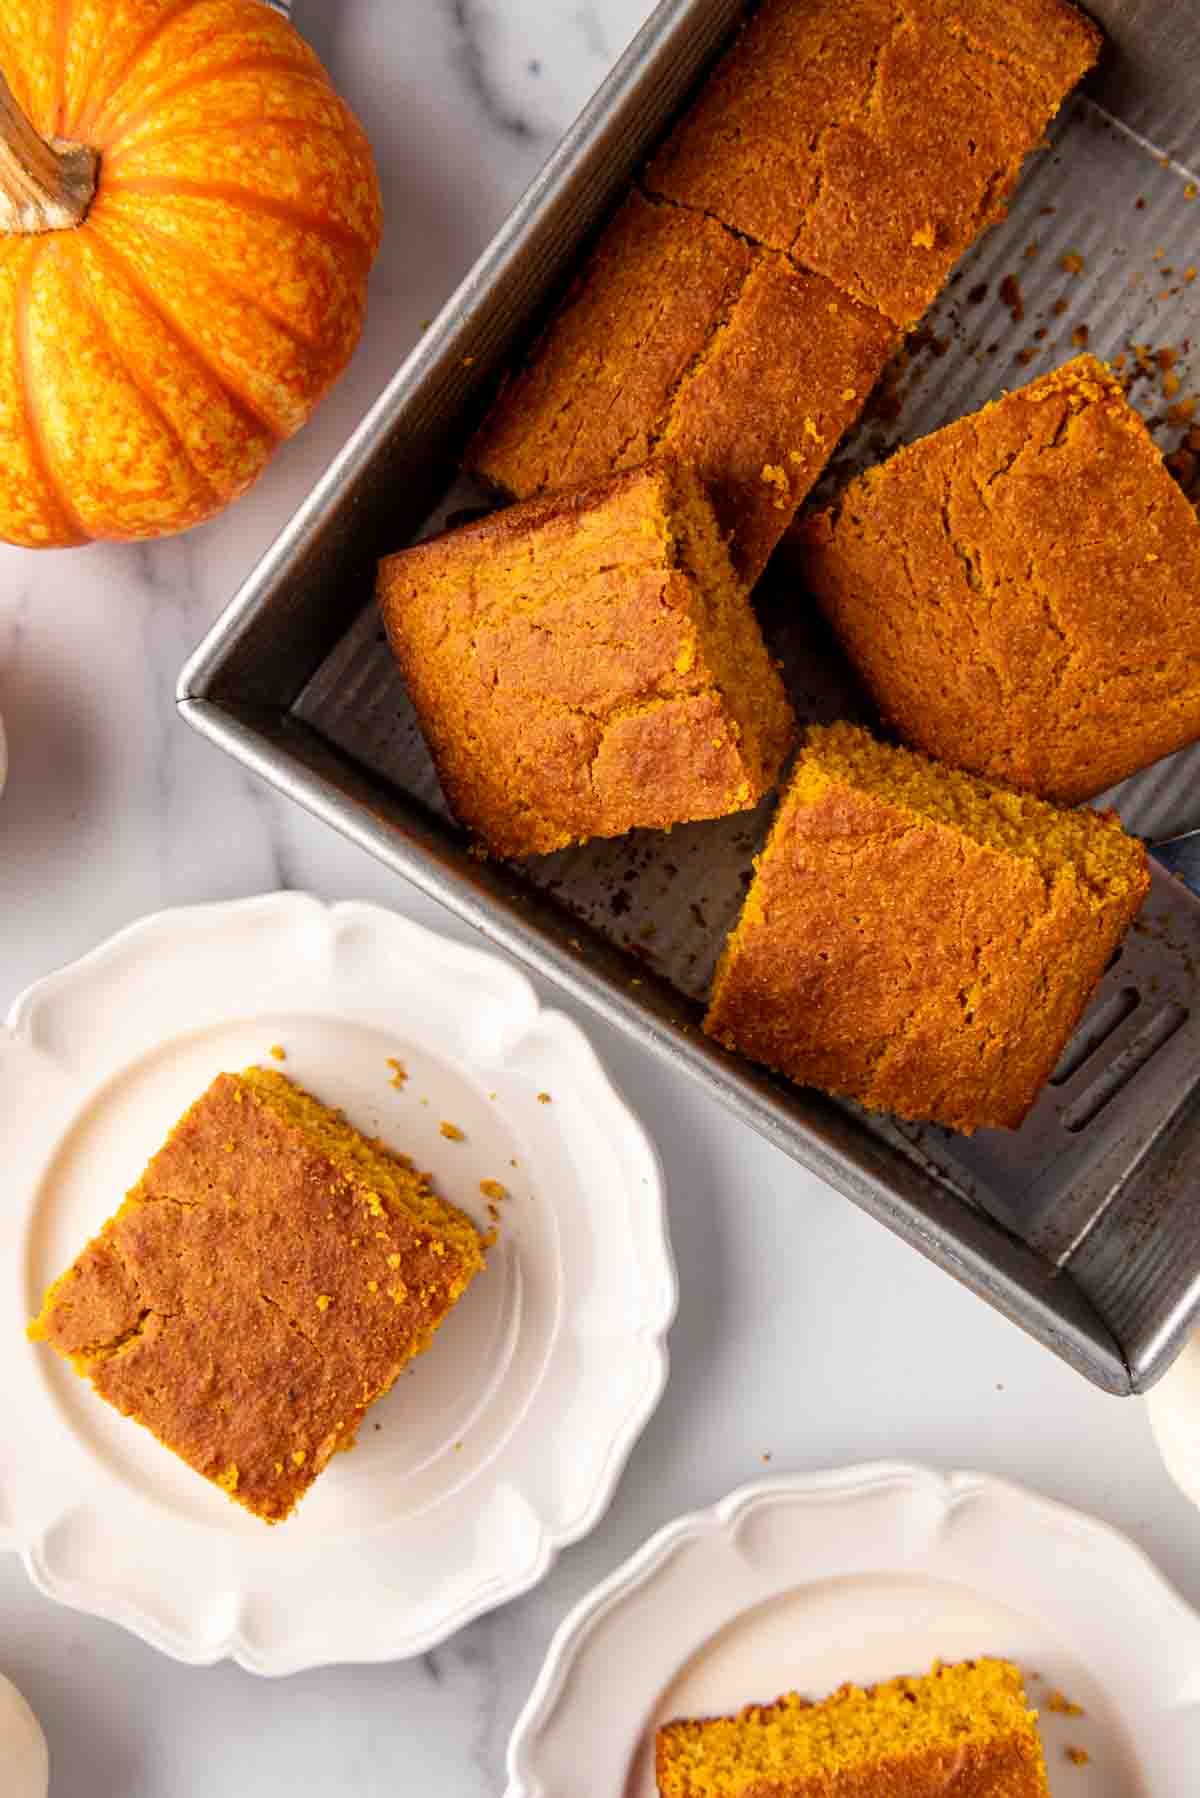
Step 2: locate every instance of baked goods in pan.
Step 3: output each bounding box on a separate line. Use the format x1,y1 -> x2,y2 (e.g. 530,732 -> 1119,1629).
793,356 -> 1200,802
379,461 -> 795,857
644,0 -> 1101,329
704,722 -> 1148,1132
467,192 -> 895,584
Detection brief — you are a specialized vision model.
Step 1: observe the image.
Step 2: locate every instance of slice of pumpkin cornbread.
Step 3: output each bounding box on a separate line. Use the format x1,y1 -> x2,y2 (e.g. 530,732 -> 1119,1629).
28,1068 -> 485,1523
704,722 -> 1148,1133
657,1659 -> 1051,1797
643,0 -> 1100,330
378,461 -> 796,858
793,356 -> 1200,803
466,190 -> 896,583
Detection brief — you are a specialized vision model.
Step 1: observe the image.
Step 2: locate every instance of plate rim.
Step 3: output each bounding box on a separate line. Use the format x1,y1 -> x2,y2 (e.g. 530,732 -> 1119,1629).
504,1459 -> 1200,1797
2,891 -> 678,1674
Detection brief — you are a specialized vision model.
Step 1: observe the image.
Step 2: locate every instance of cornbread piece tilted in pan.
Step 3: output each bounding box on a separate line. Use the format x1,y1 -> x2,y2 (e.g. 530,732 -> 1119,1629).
29,1069 -> 485,1523
379,462 -> 796,858
657,1659 -> 1051,1797
644,0 -> 1101,329
705,723 -> 1148,1133
794,357 -> 1200,803
466,192 -> 896,583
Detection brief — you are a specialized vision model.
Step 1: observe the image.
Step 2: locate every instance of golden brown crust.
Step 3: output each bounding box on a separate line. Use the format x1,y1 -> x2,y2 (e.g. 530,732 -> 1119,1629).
643,0 -> 1100,328
793,356 -> 1200,803
378,462 -> 795,858
657,1736 -> 1046,1797
466,193 -> 895,583
656,1660 -> 1051,1798
659,257 -> 896,581
468,192 -> 754,500
30,1071 -> 484,1523
704,724 -> 1148,1133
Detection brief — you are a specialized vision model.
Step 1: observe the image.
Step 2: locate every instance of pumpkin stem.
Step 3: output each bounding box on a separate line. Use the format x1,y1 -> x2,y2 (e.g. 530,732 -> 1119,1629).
0,68 -> 97,235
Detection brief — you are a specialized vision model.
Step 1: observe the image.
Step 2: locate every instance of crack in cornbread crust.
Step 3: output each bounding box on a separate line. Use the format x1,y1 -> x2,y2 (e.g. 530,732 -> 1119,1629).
378,462 -> 795,858
652,250 -> 895,581
468,194 -> 754,500
466,192 -> 896,584
795,357 -> 1200,802
643,0 -> 1100,330
28,1069 -> 485,1523
704,722 -> 1148,1133
656,1659 -> 1050,1798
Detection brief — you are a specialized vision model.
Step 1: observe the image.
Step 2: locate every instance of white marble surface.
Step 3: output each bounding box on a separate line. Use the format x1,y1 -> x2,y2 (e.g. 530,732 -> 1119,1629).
2,4 -> 1199,1794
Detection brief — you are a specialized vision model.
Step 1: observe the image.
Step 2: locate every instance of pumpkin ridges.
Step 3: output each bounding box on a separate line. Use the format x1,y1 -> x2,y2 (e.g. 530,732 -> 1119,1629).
74,224 -> 273,507
0,240 -> 82,546
12,241 -> 91,545
66,239 -> 222,512
82,218 -> 284,443
99,55 -> 335,156
53,0 -> 78,138
88,204 -> 330,436
99,176 -> 378,267
107,114 -> 380,172
98,187 -> 368,371
61,0 -> 197,139
72,0 -> 209,139
0,13 -> 56,138
30,233 -> 214,538
83,0 -> 320,144
103,111 -> 382,249
103,204 -> 332,356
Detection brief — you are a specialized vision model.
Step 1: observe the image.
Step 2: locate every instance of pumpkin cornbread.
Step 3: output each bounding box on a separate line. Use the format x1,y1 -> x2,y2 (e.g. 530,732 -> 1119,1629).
794,357 -> 1200,803
466,191 -> 896,582
704,723 -> 1148,1132
28,1069 -> 485,1523
378,461 -> 796,858
657,1659 -> 1051,1796
643,0 -> 1101,329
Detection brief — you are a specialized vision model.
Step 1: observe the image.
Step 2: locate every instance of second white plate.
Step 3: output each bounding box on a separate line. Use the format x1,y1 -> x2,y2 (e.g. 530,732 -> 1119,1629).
1,893 -> 676,1673
507,1463 -> 1200,1797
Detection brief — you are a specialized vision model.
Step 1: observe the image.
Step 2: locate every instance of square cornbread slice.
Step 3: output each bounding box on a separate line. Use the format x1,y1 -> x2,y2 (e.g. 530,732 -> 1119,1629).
379,462 -> 796,858
704,723 -> 1148,1133
466,191 -> 896,583
657,1659 -> 1051,1796
28,1069 -> 486,1524
794,357 -> 1200,803
644,0 -> 1100,329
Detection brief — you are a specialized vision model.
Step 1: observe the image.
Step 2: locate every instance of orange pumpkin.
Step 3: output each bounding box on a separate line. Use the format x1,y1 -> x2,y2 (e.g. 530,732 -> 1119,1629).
0,0 -> 382,548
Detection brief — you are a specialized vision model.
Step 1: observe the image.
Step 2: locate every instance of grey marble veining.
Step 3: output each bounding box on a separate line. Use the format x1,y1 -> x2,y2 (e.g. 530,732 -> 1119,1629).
3,6 -> 1200,1796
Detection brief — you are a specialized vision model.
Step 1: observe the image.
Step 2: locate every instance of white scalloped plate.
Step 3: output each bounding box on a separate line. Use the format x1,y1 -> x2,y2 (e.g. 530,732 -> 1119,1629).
507,1463 -> 1200,1797
1,894 -> 675,1674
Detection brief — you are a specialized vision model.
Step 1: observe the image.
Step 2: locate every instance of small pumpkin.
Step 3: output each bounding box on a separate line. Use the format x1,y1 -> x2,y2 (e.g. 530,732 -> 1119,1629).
0,0 -> 382,548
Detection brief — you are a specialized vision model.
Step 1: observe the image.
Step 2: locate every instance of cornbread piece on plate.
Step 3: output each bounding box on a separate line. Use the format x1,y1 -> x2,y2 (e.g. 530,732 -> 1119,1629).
467,192 -> 896,582
379,462 -> 796,858
704,723 -> 1148,1133
29,1069 -> 485,1523
794,357 -> 1200,802
644,0 -> 1100,329
657,1658 -> 1051,1796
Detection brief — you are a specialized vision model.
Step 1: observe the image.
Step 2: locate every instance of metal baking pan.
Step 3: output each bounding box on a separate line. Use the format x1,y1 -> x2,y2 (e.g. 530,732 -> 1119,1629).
180,0 -> 1200,1394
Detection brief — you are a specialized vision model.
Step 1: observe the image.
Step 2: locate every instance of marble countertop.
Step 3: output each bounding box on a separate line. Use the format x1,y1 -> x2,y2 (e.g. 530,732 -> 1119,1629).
2,4 -> 1199,1794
